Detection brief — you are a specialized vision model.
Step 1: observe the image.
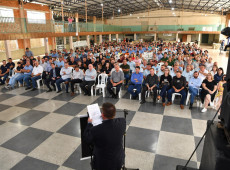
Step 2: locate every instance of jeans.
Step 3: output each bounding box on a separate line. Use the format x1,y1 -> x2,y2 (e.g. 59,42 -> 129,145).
0,73 -> 9,84
128,84 -> 142,97
160,85 -> 171,103
189,86 -> 199,104
168,88 -> 187,105
31,76 -> 41,88
56,78 -> 71,92
124,73 -> 130,86
141,85 -> 157,102
9,73 -> 22,88
107,81 -> 122,96
17,74 -> 31,87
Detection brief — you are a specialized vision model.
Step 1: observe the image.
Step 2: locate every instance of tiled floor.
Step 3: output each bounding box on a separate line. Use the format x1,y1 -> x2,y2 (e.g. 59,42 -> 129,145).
0,46 -> 228,170
0,85 -> 218,170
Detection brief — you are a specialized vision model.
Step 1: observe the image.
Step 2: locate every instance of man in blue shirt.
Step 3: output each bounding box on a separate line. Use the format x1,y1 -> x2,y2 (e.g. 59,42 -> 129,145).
188,71 -> 202,110
17,60 -> 33,89
127,57 -> 136,74
25,48 -> 33,57
128,66 -> 143,99
55,57 -> 65,68
51,51 -> 58,58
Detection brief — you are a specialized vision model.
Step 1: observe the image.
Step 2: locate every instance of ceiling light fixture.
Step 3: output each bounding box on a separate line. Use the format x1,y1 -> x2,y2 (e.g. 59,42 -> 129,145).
171,8 -> 174,10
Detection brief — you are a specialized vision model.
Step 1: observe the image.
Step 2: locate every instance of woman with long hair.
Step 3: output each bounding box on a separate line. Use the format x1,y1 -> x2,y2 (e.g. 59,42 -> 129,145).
200,73 -> 217,112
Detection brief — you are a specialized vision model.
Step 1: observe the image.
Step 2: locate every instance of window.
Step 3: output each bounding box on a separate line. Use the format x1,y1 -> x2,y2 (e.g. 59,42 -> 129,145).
30,38 -> 44,48
27,11 -> 46,24
0,7 -> 14,22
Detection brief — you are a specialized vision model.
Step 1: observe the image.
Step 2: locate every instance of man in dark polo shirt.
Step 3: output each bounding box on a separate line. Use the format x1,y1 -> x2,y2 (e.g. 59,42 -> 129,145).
107,63 -> 124,98
167,70 -> 187,109
0,60 -> 10,85
120,59 -> 130,86
6,58 -> 15,76
140,68 -> 159,105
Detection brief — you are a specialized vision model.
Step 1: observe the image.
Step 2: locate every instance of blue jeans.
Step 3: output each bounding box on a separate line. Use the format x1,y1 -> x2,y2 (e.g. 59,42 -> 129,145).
168,88 -> 187,105
9,73 -> 22,88
31,76 -> 41,88
128,84 -> 142,97
0,73 -> 9,84
124,73 -> 130,86
189,86 -> 199,104
160,85 -> 171,103
56,78 -> 71,92
17,74 -> 31,87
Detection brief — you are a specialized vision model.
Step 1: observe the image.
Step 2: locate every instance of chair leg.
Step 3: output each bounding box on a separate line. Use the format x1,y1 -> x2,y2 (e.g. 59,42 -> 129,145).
172,94 -> 175,103
186,93 -> 190,105
37,80 -> 40,89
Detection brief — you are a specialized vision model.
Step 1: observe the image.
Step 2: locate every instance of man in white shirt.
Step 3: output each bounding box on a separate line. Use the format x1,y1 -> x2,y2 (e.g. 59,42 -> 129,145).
70,66 -> 84,96
24,61 -> 43,91
205,57 -> 213,72
198,63 -> 208,81
56,62 -> 72,93
182,65 -> 193,83
80,64 -> 97,96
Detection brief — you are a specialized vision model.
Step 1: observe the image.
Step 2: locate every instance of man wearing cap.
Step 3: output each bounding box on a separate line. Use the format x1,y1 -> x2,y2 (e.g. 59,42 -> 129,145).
167,70 -> 187,109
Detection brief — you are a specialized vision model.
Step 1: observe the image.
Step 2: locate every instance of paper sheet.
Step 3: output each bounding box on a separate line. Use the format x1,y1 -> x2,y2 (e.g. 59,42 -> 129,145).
87,103 -> 102,126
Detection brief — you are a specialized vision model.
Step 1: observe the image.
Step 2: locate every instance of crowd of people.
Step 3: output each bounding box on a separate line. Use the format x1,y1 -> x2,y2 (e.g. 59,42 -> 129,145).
0,41 -> 227,113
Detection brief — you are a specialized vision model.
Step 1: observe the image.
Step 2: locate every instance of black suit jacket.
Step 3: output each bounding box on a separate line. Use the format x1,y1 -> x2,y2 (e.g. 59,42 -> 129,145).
84,118 -> 126,170
49,67 -> 61,78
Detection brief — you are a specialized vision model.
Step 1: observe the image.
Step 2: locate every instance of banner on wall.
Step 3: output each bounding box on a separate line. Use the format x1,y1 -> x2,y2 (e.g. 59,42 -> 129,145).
73,41 -> 88,47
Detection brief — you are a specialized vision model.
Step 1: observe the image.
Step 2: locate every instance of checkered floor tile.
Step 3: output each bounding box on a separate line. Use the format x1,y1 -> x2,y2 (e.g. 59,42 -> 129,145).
0,86 -> 216,170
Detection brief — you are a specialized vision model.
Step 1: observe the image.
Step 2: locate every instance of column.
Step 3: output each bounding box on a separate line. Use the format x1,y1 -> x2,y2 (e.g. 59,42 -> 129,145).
93,16 -> 96,32
176,33 -> 179,42
134,33 -> 137,41
44,37 -> 49,53
94,35 -> 97,45
109,34 -> 111,41
198,33 -> 201,46
116,34 -> 119,42
154,33 -> 157,41
99,34 -> 102,44
69,36 -> 73,49
87,35 -> 90,47
75,13 -> 80,40
4,40 -> 11,60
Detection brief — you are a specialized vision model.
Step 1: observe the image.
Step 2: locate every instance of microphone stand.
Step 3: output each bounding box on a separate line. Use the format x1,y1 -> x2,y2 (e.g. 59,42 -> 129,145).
122,109 -> 139,170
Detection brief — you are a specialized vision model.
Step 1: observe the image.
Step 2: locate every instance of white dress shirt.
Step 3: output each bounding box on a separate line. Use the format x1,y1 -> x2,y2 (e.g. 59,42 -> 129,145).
72,69 -> 84,80
32,65 -> 43,75
60,67 -> 72,79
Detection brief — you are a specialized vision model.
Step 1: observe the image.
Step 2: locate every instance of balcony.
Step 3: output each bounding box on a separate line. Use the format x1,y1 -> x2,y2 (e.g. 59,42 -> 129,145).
0,17 -> 223,35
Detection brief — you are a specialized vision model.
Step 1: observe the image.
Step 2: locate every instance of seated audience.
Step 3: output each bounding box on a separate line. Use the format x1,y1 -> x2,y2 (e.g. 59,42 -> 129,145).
17,60 -> 33,89
167,70 -> 187,109
80,64 -> 97,96
188,71 -> 202,109
0,60 -> 10,85
107,64 -> 124,98
140,68 -> 158,105
128,66 -> 143,99
200,73 -> 217,113
70,66 -> 84,96
5,62 -> 23,89
56,62 -> 72,93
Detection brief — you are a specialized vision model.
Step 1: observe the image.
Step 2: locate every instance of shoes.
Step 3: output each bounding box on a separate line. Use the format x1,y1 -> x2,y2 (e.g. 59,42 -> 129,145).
57,90 -> 62,93
201,108 -> 207,113
162,103 -> 166,107
31,88 -> 37,91
25,87 -> 31,90
71,92 -> 75,96
114,95 -> 118,99
88,93 -> 91,96
46,89 -> 52,92
189,103 -> 193,110
140,101 -> 146,104
66,91 -> 69,93
180,105 -> 184,109
53,87 -> 56,91
157,95 -> 161,100
5,85 -> 10,89
166,102 -> 172,106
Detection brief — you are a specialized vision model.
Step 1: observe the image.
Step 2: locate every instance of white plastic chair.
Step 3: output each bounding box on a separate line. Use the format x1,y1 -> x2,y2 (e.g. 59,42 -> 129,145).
112,87 -> 121,98
8,69 -> 15,79
130,88 -> 141,100
36,78 -> 44,89
186,88 -> 202,107
94,73 -> 108,97
75,83 -> 82,94
172,93 -> 182,103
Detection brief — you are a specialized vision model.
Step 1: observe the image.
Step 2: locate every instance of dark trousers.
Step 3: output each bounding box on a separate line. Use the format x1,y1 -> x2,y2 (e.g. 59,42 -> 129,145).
141,85 -> 157,102
80,81 -> 95,95
46,77 -> 58,90
160,85 -> 171,103
107,81 -> 122,96
128,84 -> 142,97
168,88 -> 187,105
71,79 -> 83,93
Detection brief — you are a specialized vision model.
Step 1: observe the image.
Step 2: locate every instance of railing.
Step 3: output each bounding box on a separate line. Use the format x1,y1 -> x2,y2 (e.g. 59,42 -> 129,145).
0,17 -> 225,34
